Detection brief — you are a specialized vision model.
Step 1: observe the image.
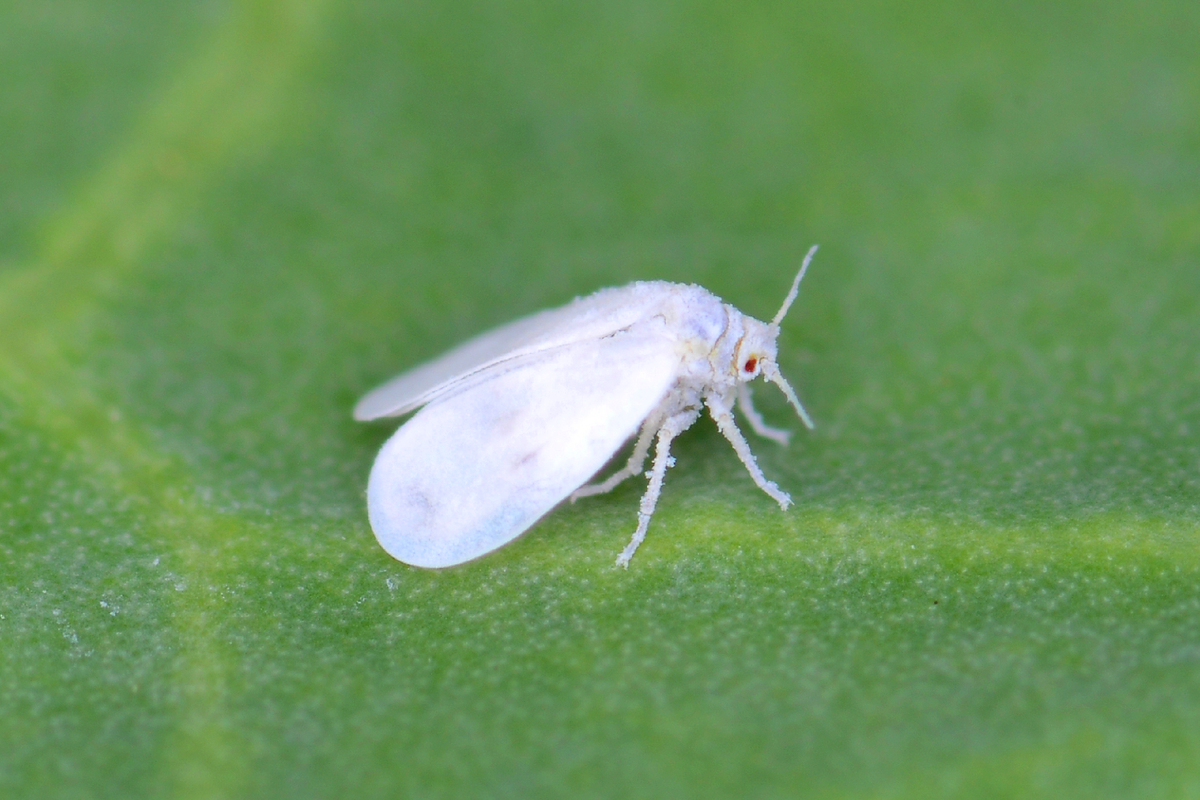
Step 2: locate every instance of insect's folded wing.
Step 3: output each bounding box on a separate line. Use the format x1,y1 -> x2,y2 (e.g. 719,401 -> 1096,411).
353,306 -> 570,420
353,285 -> 667,421
366,331 -> 681,568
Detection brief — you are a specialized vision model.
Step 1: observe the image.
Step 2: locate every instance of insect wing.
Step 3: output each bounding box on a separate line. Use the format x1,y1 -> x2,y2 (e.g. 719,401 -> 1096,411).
353,284 -> 677,421
367,330 -> 681,568
354,306 -> 568,420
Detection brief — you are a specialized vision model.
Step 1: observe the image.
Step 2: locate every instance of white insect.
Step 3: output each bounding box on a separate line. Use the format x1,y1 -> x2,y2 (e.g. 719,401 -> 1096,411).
355,246 -> 819,569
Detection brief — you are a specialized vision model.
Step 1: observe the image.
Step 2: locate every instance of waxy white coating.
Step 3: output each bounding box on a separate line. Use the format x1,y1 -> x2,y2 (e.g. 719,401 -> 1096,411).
356,246 -> 818,568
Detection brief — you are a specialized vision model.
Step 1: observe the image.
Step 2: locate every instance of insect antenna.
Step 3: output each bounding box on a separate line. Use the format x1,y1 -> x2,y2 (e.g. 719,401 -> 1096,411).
763,362 -> 815,430
771,244 -> 819,327
765,244 -> 818,429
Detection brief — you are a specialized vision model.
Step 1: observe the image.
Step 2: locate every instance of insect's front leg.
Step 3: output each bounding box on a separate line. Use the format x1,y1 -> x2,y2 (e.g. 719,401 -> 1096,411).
616,406 -> 701,568
737,384 -> 791,445
706,392 -> 792,510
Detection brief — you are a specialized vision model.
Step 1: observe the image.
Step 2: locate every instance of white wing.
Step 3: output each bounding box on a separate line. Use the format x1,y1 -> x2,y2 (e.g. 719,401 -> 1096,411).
353,281 -> 684,421
366,329 -> 682,568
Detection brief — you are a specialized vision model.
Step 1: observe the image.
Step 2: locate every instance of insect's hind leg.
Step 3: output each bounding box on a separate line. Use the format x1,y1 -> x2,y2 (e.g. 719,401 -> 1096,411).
571,412 -> 662,502
615,408 -> 700,568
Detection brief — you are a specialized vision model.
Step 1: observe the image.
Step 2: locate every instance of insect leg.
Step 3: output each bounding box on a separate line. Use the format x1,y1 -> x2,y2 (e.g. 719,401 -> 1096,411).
571,411 -> 663,502
616,408 -> 700,568
737,384 -> 791,445
707,395 -> 792,510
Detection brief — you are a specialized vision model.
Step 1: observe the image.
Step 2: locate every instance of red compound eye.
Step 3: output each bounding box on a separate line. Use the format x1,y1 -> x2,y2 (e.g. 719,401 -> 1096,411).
743,357 -> 758,373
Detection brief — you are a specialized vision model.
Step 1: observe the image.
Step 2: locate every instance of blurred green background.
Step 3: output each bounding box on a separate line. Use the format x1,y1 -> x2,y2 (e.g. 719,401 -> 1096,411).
1,0 -> 1197,797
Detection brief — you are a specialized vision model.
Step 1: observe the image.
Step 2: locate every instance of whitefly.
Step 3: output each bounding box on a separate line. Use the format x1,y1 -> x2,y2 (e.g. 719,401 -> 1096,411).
355,245 -> 819,568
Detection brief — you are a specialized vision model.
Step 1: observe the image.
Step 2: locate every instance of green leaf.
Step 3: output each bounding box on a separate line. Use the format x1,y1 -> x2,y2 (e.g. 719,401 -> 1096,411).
2,0 -> 1198,797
